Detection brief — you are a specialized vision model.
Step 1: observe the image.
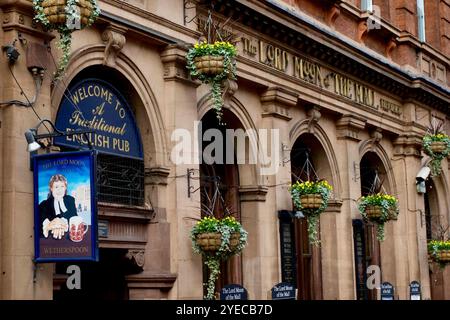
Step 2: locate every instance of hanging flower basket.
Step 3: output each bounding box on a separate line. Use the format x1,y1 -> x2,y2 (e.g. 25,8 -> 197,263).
289,180 -> 333,246
358,193 -> 399,241
300,194 -> 324,209
422,133 -> 450,176
191,216 -> 247,300
194,55 -> 225,75
196,232 -> 222,252
186,41 -> 237,122
428,240 -> 450,268
33,0 -> 101,80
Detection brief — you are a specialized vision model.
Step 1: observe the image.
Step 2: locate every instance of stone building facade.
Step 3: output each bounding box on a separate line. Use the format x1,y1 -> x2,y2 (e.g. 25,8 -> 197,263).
0,0 -> 449,300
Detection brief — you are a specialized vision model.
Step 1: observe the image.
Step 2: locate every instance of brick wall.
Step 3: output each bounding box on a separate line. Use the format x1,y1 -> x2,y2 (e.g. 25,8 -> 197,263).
393,0 -> 417,36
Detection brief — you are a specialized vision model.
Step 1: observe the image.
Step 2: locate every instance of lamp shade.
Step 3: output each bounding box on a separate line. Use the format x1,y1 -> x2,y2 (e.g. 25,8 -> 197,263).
25,130 -> 41,152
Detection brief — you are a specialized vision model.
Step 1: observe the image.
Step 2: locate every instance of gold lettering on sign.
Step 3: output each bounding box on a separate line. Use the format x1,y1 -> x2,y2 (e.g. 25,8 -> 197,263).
241,37 -> 257,57
237,34 -> 401,115
334,74 -> 353,99
293,57 -> 324,87
355,83 -> 374,107
259,41 -> 288,72
333,73 -> 375,108
380,99 -> 401,116
69,111 -> 127,135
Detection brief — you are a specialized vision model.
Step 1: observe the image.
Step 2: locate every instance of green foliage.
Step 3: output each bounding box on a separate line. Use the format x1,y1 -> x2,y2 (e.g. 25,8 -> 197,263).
190,215 -> 248,300
422,133 -> 450,176
289,180 -> 333,245
186,41 -> 237,122
358,193 -> 399,241
428,240 -> 450,269
32,0 -> 101,80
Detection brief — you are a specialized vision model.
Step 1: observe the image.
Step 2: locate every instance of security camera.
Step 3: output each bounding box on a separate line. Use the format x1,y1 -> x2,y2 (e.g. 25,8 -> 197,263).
416,166 -> 431,182
416,166 -> 430,194
2,44 -> 19,63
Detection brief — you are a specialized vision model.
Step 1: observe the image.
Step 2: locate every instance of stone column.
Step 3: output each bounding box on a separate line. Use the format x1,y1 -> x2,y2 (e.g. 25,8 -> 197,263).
125,166 -> 177,299
239,186 -> 268,299
392,134 -> 430,299
239,87 -> 295,299
334,114 -> 367,299
160,44 -> 202,299
0,0 -> 54,299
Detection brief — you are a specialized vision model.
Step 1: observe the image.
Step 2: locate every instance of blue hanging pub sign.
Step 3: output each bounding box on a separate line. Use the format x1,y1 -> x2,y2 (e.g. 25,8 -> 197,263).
55,78 -> 143,160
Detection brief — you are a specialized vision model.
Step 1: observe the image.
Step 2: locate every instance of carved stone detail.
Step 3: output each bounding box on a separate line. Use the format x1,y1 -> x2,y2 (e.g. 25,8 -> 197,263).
371,128 -> 383,144
3,13 -> 10,24
336,114 -> 366,141
144,166 -> 170,186
393,134 -> 423,157
261,87 -> 297,120
102,26 -> 127,67
385,37 -> 397,60
306,105 -> 322,133
222,78 -> 238,105
160,44 -> 198,86
126,250 -> 145,268
239,185 -> 268,202
326,5 -> 340,29
357,20 -> 368,44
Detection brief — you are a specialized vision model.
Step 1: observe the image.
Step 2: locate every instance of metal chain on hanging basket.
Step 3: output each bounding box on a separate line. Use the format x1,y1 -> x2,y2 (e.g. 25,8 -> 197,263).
289,150 -> 333,246
186,11 -> 238,123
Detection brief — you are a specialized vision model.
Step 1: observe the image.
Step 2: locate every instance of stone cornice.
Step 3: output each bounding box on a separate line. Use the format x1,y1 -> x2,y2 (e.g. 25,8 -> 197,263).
393,133 -> 424,158
144,166 -> 171,186
1,4 -> 55,41
397,34 -> 450,68
239,185 -> 268,202
336,114 -> 367,141
260,87 -> 298,120
98,203 -> 155,222
0,0 -> 32,11
125,273 -> 177,290
100,0 -> 200,40
160,44 -> 199,86
325,199 -> 343,212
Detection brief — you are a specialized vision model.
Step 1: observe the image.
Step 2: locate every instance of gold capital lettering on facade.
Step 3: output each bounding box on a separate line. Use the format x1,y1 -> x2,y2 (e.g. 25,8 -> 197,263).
380,99 -> 401,116
241,37 -> 257,57
293,57 -> 324,87
238,35 -> 401,116
259,41 -> 288,72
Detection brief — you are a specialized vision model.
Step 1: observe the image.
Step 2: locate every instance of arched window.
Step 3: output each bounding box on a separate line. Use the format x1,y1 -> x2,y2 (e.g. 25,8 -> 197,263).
55,66 -> 145,207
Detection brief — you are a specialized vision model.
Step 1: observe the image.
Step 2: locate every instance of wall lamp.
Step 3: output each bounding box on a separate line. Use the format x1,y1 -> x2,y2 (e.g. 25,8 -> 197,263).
24,119 -> 94,153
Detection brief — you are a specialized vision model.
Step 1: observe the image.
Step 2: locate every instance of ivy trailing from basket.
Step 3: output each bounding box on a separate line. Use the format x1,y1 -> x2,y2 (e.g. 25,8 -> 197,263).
33,0 -> 101,80
422,133 -> 450,176
186,41 -> 237,122
358,193 -> 399,241
190,216 -> 247,300
289,180 -> 333,246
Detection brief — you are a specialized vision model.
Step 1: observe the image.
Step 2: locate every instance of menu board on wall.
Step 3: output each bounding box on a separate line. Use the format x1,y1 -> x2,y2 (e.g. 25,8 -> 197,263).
278,210 -> 297,287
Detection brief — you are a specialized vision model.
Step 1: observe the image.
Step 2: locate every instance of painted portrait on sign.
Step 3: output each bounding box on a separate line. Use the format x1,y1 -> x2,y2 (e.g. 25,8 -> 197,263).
33,151 -> 98,262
